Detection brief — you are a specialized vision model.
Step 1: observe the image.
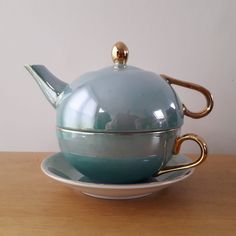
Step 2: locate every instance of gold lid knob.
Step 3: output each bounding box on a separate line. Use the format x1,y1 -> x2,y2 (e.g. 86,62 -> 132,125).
111,41 -> 129,66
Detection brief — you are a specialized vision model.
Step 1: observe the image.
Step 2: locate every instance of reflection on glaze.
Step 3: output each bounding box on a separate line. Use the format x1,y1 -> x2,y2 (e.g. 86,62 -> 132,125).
56,66 -> 184,132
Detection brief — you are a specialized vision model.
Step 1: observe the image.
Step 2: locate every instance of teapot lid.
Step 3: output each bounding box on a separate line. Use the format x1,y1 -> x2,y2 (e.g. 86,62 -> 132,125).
57,42 -> 184,132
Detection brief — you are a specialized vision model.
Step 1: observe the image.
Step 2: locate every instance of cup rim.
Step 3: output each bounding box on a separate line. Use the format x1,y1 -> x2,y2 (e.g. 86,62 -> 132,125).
56,126 -> 179,136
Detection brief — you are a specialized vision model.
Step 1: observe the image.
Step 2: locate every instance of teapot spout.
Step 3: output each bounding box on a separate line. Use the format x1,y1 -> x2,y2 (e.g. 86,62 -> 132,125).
24,65 -> 68,108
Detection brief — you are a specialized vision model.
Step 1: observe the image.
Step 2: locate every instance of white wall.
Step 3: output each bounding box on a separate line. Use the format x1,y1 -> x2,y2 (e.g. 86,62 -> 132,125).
0,0 -> 235,154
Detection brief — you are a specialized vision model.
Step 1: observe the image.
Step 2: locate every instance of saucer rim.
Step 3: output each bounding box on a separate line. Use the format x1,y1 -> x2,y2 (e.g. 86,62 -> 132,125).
41,153 -> 195,190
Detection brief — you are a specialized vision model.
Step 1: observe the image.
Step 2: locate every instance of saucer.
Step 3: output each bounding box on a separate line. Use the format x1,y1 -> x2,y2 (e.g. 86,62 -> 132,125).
41,153 -> 194,200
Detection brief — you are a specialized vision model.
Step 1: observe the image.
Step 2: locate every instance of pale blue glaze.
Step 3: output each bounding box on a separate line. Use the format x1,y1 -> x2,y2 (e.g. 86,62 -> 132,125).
25,63 -> 184,131
56,66 -> 184,132
25,65 -> 68,108
57,129 -> 179,183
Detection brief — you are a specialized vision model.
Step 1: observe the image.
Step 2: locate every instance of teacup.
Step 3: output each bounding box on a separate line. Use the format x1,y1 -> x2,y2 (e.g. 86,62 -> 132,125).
57,128 -> 207,184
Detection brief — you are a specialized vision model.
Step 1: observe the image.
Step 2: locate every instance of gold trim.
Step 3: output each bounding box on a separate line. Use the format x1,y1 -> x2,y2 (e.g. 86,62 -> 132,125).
160,74 -> 214,119
157,133 -> 207,175
56,126 -> 179,136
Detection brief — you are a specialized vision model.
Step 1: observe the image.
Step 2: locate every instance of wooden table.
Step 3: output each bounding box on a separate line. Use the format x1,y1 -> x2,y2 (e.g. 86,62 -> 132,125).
0,153 -> 235,236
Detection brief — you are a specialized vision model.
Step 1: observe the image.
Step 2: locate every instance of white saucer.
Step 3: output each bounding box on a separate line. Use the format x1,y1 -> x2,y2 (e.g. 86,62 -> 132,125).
41,153 -> 194,200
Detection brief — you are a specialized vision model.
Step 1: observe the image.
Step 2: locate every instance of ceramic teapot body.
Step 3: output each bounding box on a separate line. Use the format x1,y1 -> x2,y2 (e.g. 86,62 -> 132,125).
25,42 -> 213,183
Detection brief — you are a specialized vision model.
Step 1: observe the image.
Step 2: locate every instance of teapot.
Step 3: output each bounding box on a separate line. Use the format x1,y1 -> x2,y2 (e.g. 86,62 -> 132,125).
25,42 -> 213,184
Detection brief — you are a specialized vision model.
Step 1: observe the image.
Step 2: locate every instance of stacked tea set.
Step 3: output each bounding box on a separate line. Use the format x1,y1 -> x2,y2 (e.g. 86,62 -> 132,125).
25,42 -> 213,199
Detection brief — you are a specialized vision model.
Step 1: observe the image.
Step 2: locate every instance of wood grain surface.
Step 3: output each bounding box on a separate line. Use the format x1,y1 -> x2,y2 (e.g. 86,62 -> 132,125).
0,152 -> 235,236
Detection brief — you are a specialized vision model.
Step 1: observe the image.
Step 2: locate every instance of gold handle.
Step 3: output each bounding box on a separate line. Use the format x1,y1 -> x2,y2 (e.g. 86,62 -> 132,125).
160,74 -> 214,119
157,133 -> 208,175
